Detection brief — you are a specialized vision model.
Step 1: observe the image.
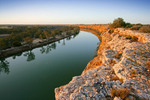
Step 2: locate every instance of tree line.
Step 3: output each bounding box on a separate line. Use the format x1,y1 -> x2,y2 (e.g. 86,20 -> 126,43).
0,25 -> 79,50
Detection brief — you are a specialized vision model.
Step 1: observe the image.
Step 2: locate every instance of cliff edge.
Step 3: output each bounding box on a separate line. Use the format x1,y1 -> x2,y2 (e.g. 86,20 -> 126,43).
55,28 -> 150,100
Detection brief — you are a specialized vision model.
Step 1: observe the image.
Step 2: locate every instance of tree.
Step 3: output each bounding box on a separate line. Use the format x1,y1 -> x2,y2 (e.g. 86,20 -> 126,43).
0,38 -> 9,50
23,37 -> 33,45
12,41 -> 22,47
110,17 -> 126,28
125,23 -> 132,28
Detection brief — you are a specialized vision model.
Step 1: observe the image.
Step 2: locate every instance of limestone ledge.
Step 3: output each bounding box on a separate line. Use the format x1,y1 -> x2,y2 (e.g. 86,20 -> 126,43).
55,28 -> 150,100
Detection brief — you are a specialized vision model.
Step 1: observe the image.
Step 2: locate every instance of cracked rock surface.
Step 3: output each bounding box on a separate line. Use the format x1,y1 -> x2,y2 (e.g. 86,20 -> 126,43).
55,28 -> 150,100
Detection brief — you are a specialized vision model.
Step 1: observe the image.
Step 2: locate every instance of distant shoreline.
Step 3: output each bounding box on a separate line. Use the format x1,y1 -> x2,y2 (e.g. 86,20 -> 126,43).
0,32 -> 79,59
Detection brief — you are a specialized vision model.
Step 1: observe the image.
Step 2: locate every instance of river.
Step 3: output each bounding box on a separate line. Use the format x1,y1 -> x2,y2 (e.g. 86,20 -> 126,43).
0,31 -> 99,100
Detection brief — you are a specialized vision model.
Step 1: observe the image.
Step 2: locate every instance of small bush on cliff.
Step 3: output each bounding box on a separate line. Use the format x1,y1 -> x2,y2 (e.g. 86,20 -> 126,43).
109,18 -> 126,28
125,23 -> 133,28
111,88 -> 130,99
146,61 -> 150,68
126,35 -> 138,42
130,24 -> 142,30
131,36 -> 138,42
126,35 -> 132,39
139,26 -> 150,33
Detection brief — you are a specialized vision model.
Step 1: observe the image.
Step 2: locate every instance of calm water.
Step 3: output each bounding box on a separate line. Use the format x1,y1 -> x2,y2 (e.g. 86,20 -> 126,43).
0,31 -> 99,100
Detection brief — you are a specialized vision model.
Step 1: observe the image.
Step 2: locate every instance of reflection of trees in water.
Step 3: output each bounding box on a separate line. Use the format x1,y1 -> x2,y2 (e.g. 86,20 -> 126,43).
12,52 -> 22,60
40,43 -> 56,54
66,36 -> 72,40
58,40 -> 60,43
51,43 -> 56,49
0,59 -> 10,74
24,51 -> 35,62
45,45 -> 51,54
62,39 -> 65,46
40,47 -> 46,54
73,32 -> 79,38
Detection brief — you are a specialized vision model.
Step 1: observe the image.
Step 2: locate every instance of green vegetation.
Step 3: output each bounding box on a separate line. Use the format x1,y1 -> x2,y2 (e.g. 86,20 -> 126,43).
12,41 -> 22,47
125,35 -> 132,39
139,26 -> 150,33
130,24 -> 150,33
126,35 -> 138,42
110,18 -> 150,34
109,17 -> 132,29
0,25 -> 79,50
109,18 -> 126,28
130,24 -> 142,30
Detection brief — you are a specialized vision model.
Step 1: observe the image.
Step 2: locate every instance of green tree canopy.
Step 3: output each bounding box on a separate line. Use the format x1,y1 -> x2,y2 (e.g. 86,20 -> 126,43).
110,17 -> 126,28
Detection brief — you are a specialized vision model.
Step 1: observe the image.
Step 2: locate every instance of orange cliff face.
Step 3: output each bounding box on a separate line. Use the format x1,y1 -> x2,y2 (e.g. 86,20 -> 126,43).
66,24 -> 109,40
78,24 -> 109,39
55,25 -> 150,100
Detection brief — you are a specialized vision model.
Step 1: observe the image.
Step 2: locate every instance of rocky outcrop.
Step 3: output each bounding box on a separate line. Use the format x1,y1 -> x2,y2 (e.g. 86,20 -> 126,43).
55,28 -> 150,100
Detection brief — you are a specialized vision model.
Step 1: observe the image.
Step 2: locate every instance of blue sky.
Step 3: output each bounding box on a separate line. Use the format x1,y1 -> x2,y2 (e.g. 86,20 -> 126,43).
0,0 -> 150,24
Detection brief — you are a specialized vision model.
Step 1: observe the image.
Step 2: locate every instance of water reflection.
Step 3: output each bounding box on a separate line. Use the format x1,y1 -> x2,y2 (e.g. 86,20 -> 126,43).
40,42 -> 57,54
24,51 -> 35,62
73,32 -> 79,38
12,52 -> 23,60
0,59 -> 9,74
51,42 -> 56,49
0,34 -> 78,74
62,39 -> 65,46
66,36 -> 72,41
58,40 -> 60,44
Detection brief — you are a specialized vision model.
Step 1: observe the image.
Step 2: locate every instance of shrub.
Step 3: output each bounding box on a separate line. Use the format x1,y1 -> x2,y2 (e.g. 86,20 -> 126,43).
125,23 -> 133,28
12,41 -> 22,47
131,36 -> 138,42
139,26 -> 150,33
131,70 -> 137,78
23,37 -> 33,44
130,25 -> 142,30
126,36 -> 138,42
126,35 -> 132,39
109,18 -> 126,28
111,88 -> 130,99
108,29 -> 114,34
146,61 -> 150,68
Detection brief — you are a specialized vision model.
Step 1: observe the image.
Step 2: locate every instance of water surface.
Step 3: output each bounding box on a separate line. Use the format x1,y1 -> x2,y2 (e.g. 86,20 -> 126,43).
0,31 -> 99,100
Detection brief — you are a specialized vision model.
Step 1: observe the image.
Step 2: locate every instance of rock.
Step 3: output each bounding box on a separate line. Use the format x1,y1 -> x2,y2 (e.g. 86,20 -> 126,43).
55,28 -> 150,100
113,97 -> 122,100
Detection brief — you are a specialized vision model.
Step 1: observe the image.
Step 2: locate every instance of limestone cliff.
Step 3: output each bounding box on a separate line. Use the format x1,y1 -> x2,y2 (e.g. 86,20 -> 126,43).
55,27 -> 150,100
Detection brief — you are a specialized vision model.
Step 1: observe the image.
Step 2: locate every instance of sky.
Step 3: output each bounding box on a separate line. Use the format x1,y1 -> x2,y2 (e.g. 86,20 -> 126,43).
0,0 -> 150,24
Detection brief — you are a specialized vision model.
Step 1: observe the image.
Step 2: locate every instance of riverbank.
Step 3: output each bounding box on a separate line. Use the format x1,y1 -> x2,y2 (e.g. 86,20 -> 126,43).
55,26 -> 150,100
0,32 -> 79,58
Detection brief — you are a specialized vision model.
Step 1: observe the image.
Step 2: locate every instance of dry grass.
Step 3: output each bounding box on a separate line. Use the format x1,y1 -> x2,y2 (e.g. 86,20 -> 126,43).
113,53 -> 122,59
93,61 -> 102,66
139,26 -> 150,33
146,61 -> 150,69
112,76 -> 124,83
111,88 -> 130,99
125,35 -> 138,42
130,70 -> 137,78
146,61 -> 150,78
112,76 -> 119,81
131,36 -> 138,42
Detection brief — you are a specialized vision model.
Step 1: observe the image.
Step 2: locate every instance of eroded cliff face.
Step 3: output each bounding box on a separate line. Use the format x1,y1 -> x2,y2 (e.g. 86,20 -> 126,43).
55,27 -> 150,100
